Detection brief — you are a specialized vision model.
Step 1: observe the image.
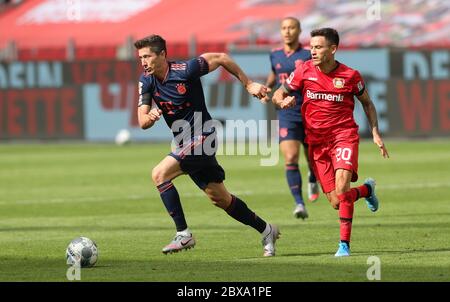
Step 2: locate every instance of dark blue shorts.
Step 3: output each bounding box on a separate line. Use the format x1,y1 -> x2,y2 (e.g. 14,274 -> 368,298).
278,119 -> 306,143
169,153 -> 225,190
169,134 -> 225,190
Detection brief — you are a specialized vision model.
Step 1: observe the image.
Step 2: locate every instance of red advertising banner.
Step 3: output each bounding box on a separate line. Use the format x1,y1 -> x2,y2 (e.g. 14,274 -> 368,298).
387,79 -> 450,136
0,49 -> 449,140
0,87 -> 83,139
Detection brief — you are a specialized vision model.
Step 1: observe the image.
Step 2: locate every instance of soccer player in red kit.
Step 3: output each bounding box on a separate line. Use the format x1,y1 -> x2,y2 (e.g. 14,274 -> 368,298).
272,28 -> 389,257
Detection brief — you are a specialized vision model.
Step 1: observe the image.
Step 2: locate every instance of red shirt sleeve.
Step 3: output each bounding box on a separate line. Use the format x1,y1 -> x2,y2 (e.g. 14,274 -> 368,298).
283,63 -> 304,92
352,70 -> 365,96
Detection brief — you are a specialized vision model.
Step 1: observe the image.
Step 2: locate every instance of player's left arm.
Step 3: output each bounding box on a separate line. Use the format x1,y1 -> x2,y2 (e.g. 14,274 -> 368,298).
199,52 -> 271,102
356,89 -> 389,158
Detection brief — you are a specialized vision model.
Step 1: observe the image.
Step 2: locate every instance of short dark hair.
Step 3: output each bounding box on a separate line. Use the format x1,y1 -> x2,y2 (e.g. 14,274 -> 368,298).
134,35 -> 167,55
282,16 -> 301,30
310,28 -> 339,47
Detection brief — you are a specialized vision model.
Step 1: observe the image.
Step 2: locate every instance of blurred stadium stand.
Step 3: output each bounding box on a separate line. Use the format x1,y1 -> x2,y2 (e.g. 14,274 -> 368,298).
0,0 -> 449,61
0,0 -> 449,142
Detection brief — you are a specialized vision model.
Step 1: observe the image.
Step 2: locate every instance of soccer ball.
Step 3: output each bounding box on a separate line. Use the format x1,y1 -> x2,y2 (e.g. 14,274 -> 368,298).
66,237 -> 98,268
115,129 -> 131,145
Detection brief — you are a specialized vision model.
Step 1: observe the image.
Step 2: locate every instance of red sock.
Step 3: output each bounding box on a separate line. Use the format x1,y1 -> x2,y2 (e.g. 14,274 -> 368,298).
344,184 -> 370,203
355,184 -> 370,199
338,193 -> 354,242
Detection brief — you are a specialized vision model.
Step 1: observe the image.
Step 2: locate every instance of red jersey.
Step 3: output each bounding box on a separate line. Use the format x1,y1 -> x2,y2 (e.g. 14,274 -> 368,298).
284,60 -> 365,144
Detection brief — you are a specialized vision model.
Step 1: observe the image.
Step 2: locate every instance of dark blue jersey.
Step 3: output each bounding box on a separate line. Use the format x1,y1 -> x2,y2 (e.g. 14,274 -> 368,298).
270,46 -> 311,121
138,57 -> 213,142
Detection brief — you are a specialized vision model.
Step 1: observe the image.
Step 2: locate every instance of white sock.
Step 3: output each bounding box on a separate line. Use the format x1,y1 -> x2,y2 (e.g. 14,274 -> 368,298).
177,228 -> 191,236
261,224 -> 272,238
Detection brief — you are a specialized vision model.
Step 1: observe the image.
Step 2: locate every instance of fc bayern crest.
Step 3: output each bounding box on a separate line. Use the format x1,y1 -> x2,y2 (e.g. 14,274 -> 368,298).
279,128 -> 288,138
333,78 -> 345,89
176,83 -> 187,95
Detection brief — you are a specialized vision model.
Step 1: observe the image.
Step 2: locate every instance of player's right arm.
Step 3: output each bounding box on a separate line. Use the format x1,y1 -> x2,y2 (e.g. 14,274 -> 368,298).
272,86 -> 295,109
137,77 -> 162,130
272,68 -> 301,109
266,51 -> 277,90
265,71 -> 277,90
138,105 -> 162,130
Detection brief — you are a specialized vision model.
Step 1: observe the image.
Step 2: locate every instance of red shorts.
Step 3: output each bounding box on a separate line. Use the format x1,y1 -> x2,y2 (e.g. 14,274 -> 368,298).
309,135 -> 359,193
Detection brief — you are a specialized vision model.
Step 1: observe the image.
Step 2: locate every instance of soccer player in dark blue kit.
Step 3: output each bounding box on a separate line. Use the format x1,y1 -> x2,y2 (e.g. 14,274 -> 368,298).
134,35 -> 280,256
265,17 -> 319,219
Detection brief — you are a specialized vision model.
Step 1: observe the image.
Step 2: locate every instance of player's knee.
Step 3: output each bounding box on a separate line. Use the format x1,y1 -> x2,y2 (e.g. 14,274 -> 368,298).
335,178 -> 351,195
151,166 -> 166,185
284,153 -> 299,164
335,186 -> 347,196
328,197 -> 340,209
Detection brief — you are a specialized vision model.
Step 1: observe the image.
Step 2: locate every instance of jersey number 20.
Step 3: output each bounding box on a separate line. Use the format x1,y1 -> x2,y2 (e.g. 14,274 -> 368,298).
336,147 -> 352,162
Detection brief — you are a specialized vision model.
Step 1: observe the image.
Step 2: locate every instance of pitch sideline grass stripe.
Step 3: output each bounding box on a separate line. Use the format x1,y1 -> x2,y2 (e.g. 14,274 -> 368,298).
1,181 -> 449,206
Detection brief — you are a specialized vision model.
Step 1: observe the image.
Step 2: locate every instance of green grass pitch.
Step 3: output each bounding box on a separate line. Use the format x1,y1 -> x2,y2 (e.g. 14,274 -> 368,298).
0,139 -> 449,282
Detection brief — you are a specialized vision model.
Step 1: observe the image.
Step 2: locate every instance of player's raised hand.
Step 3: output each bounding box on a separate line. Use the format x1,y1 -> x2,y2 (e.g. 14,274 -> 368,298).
279,96 -> 296,109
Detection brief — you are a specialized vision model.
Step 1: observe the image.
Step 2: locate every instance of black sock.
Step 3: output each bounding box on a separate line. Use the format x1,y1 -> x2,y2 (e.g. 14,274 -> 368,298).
285,163 -> 304,205
340,240 -> 350,247
225,195 -> 266,233
309,170 -> 317,183
364,183 -> 372,197
157,181 -> 187,232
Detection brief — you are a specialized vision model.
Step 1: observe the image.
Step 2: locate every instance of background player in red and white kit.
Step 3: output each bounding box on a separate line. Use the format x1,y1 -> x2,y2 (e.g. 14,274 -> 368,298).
265,17 -> 319,220
272,28 -> 389,257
